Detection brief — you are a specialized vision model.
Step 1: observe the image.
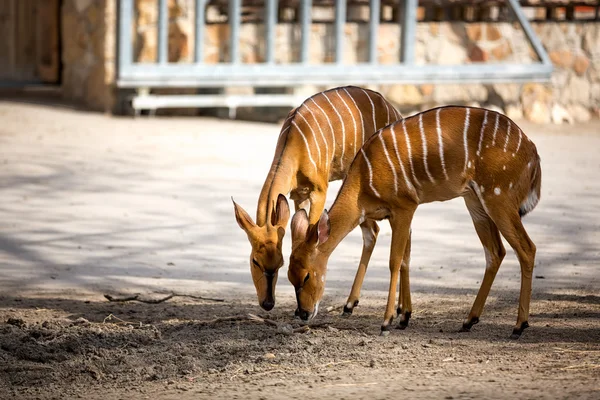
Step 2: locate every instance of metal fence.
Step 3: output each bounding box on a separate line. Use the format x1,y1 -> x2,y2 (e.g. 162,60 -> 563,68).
117,0 -> 553,114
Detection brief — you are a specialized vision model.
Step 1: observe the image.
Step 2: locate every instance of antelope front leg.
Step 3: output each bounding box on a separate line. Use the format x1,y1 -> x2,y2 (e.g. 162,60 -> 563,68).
381,211 -> 415,336
342,219 -> 380,316
396,229 -> 412,329
308,188 -> 326,225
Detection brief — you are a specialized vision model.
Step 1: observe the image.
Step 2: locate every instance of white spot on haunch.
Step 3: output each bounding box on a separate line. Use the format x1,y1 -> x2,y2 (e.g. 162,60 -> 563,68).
494,187 -> 501,195
321,275 -> 325,283
509,182 -> 513,189
503,165 -> 506,170
512,153 -> 516,157
467,160 -> 472,168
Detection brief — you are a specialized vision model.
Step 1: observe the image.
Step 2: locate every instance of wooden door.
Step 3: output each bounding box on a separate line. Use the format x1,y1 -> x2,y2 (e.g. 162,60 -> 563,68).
0,0 -> 60,84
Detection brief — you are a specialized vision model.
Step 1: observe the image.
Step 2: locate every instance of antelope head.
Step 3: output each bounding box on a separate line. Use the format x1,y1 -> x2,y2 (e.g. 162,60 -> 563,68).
232,194 -> 290,311
288,209 -> 330,321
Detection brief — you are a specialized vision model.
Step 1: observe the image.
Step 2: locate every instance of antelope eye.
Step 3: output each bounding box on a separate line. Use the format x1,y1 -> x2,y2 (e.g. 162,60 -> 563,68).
252,259 -> 260,268
303,273 -> 310,284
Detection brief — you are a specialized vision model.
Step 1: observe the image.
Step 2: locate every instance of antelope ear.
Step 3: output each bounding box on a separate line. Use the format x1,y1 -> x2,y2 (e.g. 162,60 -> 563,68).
316,210 -> 330,245
291,209 -> 309,243
271,194 -> 290,228
232,197 -> 256,233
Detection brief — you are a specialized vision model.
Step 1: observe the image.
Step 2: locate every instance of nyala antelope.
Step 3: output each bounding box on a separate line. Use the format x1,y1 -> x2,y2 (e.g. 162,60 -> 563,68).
233,86 -> 402,311
289,106 -> 541,338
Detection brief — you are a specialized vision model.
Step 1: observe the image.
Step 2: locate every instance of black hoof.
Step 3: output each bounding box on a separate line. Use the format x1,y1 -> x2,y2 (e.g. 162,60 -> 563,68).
396,311 -> 412,330
510,321 -> 529,339
380,316 -> 394,335
342,300 -> 359,317
459,316 -> 480,332
396,307 -> 402,317
341,305 -> 353,317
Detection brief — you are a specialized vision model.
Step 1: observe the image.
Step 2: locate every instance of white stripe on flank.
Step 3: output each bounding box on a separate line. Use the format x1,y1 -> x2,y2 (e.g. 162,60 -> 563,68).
336,90 -> 357,156
303,102 -> 329,170
379,133 -> 398,194
292,121 -> 317,171
476,110 -> 488,157
462,108 -> 471,173
436,108 -> 449,180
391,123 -> 415,194
504,120 -> 511,153
297,111 -> 322,164
310,97 -> 336,165
515,128 -> 523,154
492,113 -> 500,146
361,149 -> 380,198
361,89 -> 377,133
419,113 -> 435,183
343,88 -> 365,147
322,92 -> 346,169
402,119 -> 421,188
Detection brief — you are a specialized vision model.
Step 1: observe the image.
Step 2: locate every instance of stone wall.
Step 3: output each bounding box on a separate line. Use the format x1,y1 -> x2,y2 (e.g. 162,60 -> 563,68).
64,1 -> 600,121
61,0 -> 116,112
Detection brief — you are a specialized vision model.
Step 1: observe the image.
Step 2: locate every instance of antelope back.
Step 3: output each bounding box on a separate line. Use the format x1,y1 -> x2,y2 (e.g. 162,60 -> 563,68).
354,106 -> 540,213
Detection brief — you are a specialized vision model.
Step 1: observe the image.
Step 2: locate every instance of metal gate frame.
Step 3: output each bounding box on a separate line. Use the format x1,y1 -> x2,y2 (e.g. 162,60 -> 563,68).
116,0 -> 553,114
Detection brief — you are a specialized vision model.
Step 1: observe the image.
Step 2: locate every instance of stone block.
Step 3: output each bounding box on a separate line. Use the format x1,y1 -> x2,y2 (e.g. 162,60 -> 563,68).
524,101 -> 551,124
486,25 -> 502,41
506,104 -> 524,121
583,25 -> 600,56
386,85 -> 423,106
573,54 -> 590,76
420,84 -> 434,97
465,24 -> 482,41
468,45 -> 488,62
567,104 -> 592,123
549,50 -> 574,68
491,41 -> 512,61
564,75 -> 591,104
551,104 -> 573,124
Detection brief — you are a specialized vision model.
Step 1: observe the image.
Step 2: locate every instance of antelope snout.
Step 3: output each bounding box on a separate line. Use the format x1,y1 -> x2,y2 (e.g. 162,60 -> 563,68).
260,299 -> 275,311
298,308 -> 311,321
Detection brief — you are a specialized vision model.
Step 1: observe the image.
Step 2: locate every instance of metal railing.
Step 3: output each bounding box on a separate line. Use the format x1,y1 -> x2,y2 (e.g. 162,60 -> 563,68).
117,0 -> 553,114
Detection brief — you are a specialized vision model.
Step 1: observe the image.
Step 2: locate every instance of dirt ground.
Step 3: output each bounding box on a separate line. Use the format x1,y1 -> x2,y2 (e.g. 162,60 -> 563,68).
0,100 -> 599,399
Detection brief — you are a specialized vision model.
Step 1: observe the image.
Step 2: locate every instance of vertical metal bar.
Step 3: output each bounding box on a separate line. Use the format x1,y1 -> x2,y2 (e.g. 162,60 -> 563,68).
369,0 -> 380,64
158,0 -> 168,63
265,0 -> 277,64
194,0 -> 206,63
118,0 -> 133,73
229,0 -> 241,63
300,0 -> 312,63
506,0 -> 551,66
400,0 -> 417,65
335,0 -> 346,64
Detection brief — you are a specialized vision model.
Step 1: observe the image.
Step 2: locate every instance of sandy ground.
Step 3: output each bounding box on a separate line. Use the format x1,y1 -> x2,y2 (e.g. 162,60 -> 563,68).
0,100 -> 598,399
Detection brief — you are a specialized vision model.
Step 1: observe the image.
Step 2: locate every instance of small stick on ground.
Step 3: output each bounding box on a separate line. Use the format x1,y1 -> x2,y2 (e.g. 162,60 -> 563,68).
104,292 -> 224,304
197,313 -> 310,334
103,313 -> 141,326
326,304 -> 345,313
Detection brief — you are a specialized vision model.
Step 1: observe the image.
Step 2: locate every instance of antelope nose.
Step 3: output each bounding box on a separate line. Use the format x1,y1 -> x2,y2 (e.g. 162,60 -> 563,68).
261,299 -> 275,311
298,309 -> 310,321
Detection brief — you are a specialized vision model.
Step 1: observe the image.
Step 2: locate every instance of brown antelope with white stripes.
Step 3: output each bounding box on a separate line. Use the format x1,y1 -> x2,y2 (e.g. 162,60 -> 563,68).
232,86 -> 401,311
289,106 -> 541,338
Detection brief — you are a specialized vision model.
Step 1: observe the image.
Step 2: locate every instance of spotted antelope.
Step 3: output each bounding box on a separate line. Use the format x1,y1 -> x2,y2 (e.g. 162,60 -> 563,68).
233,86 -> 402,311
288,106 -> 542,338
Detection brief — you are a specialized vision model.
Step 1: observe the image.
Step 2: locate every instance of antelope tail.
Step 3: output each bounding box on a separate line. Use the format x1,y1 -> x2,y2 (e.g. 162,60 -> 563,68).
519,154 -> 542,218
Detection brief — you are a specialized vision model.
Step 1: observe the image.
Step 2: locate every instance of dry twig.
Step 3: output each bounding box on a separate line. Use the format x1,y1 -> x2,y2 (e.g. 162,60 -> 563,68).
104,292 -> 224,304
